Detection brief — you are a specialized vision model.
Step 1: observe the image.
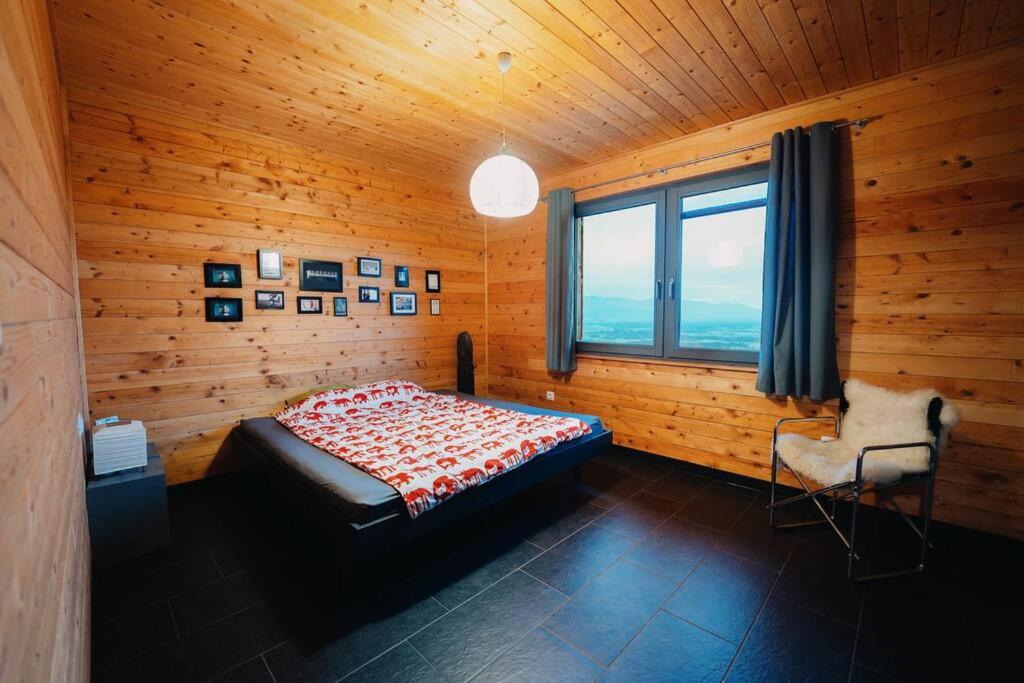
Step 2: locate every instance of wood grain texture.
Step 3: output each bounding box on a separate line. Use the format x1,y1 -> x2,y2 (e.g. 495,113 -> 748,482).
70,95 -> 487,485
48,0 -> 1024,187
485,45 -> 1024,539
0,0 -> 90,680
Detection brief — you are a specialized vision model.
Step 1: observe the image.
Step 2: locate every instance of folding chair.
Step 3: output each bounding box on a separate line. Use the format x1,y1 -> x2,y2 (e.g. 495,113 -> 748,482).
767,379 -> 959,581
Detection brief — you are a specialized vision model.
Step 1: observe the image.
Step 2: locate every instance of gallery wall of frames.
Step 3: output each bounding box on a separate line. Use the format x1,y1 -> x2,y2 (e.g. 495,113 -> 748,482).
73,94 -> 486,484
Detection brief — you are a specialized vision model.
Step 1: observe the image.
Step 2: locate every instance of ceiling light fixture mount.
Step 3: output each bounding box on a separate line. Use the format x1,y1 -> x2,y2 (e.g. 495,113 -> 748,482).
469,52 -> 539,218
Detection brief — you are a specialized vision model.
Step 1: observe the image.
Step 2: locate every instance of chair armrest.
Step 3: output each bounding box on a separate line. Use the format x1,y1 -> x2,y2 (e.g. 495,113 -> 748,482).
772,416 -> 840,443
854,441 -> 937,482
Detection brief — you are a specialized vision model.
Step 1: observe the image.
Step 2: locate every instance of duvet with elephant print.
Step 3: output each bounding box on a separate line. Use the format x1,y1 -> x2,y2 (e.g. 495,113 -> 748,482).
276,380 -> 591,517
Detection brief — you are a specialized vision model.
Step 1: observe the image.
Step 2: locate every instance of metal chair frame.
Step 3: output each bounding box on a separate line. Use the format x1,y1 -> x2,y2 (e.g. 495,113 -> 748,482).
768,404 -> 941,582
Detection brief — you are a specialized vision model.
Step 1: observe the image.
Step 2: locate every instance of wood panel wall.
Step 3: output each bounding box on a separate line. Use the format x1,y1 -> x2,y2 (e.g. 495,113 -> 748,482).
70,90 -> 487,485
0,0 -> 90,680
486,45 -> 1024,539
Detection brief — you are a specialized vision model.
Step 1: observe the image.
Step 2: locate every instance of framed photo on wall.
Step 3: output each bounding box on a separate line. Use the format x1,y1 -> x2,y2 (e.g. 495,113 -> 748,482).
204,263 -> 242,288
255,290 -> 285,310
297,296 -> 323,314
394,265 -> 410,288
357,257 -> 382,277
358,286 -> 380,303
257,249 -> 283,279
299,259 -> 343,292
205,297 -> 243,322
333,297 -> 348,317
390,291 -> 417,316
430,299 -> 440,316
425,270 -> 441,292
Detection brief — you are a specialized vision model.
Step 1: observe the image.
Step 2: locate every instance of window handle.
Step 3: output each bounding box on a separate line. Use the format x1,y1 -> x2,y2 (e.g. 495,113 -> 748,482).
668,278 -> 676,300
656,279 -> 663,301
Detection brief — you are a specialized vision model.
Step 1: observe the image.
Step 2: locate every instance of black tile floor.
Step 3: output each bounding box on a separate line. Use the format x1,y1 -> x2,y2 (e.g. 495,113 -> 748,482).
91,447 -> 1023,682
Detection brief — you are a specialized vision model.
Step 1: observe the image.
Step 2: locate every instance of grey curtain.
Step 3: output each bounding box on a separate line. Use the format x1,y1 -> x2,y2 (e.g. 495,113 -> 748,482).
545,188 -> 577,373
756,122 -> 841,401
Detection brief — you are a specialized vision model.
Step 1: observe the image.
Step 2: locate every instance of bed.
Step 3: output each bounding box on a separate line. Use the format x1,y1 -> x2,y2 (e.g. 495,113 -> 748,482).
231,388 -> 612,560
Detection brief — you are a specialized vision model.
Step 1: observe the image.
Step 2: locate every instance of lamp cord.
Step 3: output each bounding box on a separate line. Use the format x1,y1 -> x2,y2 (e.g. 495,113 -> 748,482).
500,69 -> 507,150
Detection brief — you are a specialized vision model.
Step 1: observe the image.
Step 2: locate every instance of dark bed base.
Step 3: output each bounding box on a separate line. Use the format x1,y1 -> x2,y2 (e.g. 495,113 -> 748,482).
231,427 -> 612,562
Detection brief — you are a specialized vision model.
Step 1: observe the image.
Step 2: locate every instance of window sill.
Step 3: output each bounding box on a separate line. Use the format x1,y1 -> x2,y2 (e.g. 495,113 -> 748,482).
575,351 -> 759,374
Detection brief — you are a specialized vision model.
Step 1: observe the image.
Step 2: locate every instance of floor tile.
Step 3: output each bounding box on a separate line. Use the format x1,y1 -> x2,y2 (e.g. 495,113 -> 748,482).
545,560 -> 675,665
211,656 -> 275,682
664,551 -> 776,644
521,500 -> 607,550
521,523 -> 636,595
625,516 -> 722,583
343,642 -> 444,682
411,570 -> 566,682
263,581 -> 446,683
473,628 -> 602,682
170,570 -> 264,634
593,491 -> 681,538
849,663 -> 899,682
716,495 -> 798,570
94,553 -> 223,621
573,464 -> 649,509
773,539 -> 863,625
727,596 -> 856,682
92,601 -> 177,668
855,573 -> 972,681
675,482 -> 754,532
604,610 -> 735,683
619,458 -> 673,482
643,469 -> 710,505
416,533 -> 542,609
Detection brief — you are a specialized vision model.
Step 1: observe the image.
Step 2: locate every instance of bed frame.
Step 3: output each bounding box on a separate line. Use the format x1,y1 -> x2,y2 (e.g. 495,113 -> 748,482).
231,415 -> 612,562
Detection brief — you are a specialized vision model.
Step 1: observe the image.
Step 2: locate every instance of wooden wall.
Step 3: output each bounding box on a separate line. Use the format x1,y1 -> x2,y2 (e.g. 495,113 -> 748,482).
486,45 -> 1024,539
0,0 -> 90,680
70,91 -> 487,485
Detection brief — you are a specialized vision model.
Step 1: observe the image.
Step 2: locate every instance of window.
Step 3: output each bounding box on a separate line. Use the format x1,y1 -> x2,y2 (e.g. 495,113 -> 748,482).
576,166 -> 768,363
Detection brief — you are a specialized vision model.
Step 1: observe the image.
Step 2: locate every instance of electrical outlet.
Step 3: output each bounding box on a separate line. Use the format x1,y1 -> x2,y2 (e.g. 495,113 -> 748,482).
545,391 -> 555,401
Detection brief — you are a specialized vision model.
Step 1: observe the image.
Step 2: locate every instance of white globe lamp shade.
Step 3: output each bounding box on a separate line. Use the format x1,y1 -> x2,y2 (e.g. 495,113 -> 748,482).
470,153 -> 539,218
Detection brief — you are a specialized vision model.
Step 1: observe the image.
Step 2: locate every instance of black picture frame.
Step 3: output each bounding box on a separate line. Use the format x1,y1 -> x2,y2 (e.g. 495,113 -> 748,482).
205,297 -> 243,322
333,297 -> 348,317
394,265 -> 410,288
299,259 -> 343,292
357,257 -> 382,278
358,286 -> 380,303
425,270 -> 441,292
297,296 -> 323,314
204,263 -> 242,288
389,291 -> 417,316
257,249 -> 283,280
255,290 -> 284,310
430,299 -> 440,316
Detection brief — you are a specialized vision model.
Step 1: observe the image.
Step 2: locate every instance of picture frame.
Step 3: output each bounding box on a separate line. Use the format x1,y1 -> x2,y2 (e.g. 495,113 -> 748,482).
430,299 -> 440,316
357,257 -> 382,278
425,270 -> 441,292
299,259 -> 343,292
333,296 -> 348,317
297,296 -> 323,314
205,297 -> 243,322
390,291 -> 417,316
257,249 -> 283,280
255,290 -> 285,310
204,263 -> 242,288
358,286 -> 380,303
394,265 -> 410,288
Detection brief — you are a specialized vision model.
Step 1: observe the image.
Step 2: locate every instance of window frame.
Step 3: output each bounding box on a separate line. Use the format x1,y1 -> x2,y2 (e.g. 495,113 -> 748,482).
575,189 -> 666,358
574,163 -> 769,365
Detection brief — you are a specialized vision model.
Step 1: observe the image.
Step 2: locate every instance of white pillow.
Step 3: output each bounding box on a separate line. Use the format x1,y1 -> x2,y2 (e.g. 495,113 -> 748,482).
276,380 -> 425,420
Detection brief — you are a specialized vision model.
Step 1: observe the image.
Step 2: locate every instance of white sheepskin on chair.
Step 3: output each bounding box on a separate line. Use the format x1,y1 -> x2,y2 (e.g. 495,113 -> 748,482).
776,379 -> 960,487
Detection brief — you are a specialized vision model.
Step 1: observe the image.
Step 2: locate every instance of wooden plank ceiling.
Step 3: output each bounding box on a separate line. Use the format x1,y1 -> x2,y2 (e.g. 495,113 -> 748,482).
52,0 -> 1024,187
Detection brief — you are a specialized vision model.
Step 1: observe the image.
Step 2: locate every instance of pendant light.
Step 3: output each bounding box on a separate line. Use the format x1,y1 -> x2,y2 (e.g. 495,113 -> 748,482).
470,52 -> 539,218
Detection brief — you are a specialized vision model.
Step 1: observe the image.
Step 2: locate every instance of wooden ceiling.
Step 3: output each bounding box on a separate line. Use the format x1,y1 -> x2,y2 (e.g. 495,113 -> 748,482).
52,0 -> 1024,186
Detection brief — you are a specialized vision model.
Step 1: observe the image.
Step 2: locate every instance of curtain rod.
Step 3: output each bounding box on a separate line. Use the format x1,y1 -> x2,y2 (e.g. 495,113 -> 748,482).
557,117 -> 871,197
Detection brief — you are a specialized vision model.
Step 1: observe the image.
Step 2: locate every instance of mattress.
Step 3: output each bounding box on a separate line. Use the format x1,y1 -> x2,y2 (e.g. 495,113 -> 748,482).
234,392 -> 605,526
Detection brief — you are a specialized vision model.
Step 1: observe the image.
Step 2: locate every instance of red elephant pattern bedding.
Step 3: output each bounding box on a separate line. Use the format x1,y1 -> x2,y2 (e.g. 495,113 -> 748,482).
275,381 -> 592,518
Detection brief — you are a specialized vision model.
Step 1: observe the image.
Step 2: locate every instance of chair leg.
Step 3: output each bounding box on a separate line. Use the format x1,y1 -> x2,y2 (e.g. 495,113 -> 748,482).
769,447 -> 778,528
847,480 -> 862,580
918,469 -> 937,571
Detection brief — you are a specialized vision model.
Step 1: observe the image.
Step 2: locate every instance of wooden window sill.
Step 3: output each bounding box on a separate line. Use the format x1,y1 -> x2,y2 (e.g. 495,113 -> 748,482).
574,352 -> 759,374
